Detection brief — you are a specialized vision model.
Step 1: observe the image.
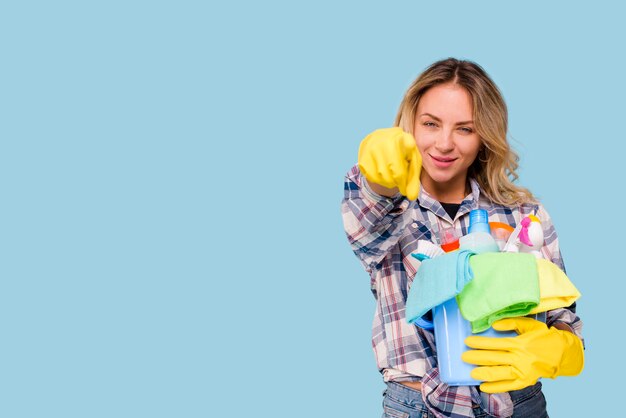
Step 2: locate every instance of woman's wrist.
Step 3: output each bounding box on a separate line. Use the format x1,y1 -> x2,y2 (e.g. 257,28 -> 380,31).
366,178 -> 400,198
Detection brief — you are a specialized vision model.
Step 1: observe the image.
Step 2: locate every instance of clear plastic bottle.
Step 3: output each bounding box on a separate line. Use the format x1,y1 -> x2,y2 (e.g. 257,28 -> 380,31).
459,209 -> 500,253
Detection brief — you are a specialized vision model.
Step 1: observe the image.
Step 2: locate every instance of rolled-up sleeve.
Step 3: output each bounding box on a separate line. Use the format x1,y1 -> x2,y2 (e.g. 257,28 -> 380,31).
341,164 -> 410,273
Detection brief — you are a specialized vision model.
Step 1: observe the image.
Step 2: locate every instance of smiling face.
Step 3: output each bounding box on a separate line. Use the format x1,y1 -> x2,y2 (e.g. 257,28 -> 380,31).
413,82 -> 482,203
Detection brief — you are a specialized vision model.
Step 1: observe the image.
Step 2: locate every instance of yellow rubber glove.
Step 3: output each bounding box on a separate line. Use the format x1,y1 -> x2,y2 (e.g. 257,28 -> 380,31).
358,127 -> 422,200
461,317 -> 584,393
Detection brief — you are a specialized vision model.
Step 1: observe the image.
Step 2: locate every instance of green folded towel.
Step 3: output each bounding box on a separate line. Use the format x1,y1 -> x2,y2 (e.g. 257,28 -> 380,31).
457,252 -> 540,333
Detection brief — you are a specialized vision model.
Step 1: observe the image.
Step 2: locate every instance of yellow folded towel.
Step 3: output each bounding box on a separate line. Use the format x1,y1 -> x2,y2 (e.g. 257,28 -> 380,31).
528,258 -> 581,314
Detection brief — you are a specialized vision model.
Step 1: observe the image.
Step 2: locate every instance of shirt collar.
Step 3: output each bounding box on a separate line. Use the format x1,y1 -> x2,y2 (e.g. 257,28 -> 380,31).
417,178 -> 482,222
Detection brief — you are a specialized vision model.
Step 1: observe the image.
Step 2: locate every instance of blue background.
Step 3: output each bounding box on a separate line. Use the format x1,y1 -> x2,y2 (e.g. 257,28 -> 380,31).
1,1 -> 622,416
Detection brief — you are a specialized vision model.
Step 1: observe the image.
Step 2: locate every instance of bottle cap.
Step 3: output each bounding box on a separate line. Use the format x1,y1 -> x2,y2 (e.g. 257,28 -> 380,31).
441,240 -> 460,252
468,209 -> 491,234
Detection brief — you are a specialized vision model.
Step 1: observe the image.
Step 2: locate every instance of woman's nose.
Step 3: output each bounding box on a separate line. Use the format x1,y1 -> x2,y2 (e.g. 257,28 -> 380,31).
435,129 -> 454,152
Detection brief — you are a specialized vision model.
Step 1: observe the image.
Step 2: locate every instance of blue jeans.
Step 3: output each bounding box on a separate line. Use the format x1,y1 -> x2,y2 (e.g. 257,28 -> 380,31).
382,381 -> 549,418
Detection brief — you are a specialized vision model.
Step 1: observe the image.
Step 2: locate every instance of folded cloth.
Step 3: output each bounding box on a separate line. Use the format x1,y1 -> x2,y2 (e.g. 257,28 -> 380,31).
457,252 -> 540,333
406,250 -> 475,324
528,258 -> 581,314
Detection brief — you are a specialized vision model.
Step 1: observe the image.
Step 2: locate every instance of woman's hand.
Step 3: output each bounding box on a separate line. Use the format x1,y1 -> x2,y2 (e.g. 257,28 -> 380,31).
461,317 -> 584,393
358,127 -> 422,200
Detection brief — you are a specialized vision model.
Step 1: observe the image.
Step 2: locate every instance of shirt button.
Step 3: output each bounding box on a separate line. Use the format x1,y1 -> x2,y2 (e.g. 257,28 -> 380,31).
412,223 -> 418,228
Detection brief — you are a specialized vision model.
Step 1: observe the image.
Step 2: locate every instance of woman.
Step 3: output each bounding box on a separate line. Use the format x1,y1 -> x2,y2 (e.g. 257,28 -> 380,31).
341,58 -> 584,418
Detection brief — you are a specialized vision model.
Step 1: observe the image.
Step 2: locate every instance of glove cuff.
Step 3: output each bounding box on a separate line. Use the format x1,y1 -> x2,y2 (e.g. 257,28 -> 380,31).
556,329 -> 585,377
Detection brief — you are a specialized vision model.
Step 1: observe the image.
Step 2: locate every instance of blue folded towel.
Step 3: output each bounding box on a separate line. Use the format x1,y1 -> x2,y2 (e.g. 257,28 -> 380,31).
406,250 -> 475,324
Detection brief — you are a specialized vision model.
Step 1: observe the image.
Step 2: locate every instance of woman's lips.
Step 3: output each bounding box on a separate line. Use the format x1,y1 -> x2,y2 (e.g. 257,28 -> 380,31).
430,154 -> 457,168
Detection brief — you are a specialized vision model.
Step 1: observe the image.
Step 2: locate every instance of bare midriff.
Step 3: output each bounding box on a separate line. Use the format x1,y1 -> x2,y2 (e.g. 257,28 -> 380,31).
399,381 -> 422,391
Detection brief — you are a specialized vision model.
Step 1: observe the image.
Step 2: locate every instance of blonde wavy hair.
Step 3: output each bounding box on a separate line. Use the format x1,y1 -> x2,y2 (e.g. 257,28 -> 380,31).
394,58 -> 536,207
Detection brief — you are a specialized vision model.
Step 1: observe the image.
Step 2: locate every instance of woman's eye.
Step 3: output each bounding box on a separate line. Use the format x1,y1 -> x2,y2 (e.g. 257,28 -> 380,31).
424,121 -> 437,127
459,127 -> 473,133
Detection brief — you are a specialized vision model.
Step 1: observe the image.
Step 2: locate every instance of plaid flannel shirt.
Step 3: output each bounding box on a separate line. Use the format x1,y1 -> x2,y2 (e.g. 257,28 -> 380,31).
341,164 -> 583,417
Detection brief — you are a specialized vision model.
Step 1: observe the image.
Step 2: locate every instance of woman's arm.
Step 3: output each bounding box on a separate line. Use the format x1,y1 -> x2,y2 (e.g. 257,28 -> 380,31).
534,203 -> 584,342
341,164 -> 412,273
